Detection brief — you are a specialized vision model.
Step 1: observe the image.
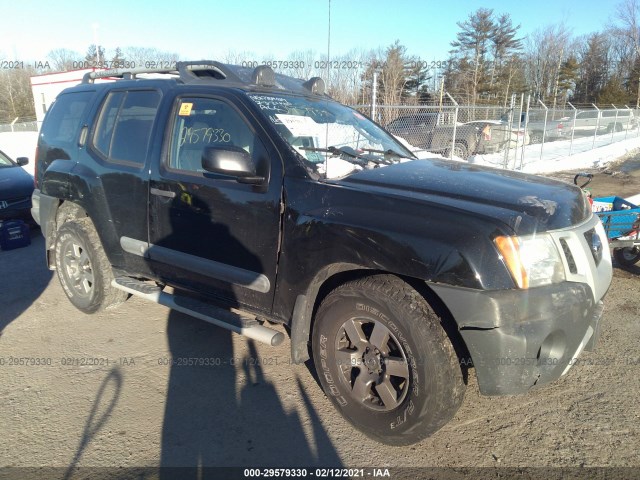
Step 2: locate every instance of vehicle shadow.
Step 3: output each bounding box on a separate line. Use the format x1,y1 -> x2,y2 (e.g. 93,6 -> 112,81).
159,314 -> 342,477
0,230 -> 54,333
156,192 -> 342,476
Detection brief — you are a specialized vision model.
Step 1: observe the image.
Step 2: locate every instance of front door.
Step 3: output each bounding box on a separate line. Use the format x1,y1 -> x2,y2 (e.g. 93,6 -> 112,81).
148,94 -> 283,313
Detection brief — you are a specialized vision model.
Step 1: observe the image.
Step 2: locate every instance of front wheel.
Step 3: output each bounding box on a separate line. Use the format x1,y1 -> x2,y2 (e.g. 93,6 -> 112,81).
312,275 -> 465,445
54,218 -> 128,313
446,142 -> 468,159
613,246 -> 640,266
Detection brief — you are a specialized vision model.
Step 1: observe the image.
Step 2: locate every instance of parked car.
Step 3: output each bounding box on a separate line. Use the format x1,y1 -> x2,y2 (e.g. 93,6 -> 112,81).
32,61 -> 612,446
0,149 -> 33,223
572,109 -> 637,135
386,112 -> 479,159
464,120 -> 530,154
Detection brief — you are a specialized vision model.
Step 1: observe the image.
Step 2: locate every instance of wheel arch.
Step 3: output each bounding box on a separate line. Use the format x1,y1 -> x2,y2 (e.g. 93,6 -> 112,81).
290,264 -> 470,380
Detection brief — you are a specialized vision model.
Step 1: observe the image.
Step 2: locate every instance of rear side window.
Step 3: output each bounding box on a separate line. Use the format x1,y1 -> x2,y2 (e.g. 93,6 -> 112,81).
602,110 -> 630,118
40,91 -> 94,146
92,90 -> 161,166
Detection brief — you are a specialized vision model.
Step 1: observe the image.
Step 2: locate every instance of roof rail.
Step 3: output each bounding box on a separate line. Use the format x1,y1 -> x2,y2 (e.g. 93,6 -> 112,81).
82,66 -> 179,84
79,61 -> 311,94
81,61 -> 246,84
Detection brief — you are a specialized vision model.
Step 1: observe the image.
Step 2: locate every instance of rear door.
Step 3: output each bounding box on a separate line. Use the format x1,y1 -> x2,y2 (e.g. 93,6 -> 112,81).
86,88 -> 162,276
147,92 -> 283,313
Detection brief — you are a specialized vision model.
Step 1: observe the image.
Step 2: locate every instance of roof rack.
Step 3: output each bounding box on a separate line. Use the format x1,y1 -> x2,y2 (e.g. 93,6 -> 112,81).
80,60 -> 328,96
82,61 -> 255,85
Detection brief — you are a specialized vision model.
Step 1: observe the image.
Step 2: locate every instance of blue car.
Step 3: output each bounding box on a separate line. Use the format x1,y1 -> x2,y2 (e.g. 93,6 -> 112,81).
0,149 -> 34,223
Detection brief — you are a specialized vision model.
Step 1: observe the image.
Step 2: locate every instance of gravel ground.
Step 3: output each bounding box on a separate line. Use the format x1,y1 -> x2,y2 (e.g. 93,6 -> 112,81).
0,158 -> 639,479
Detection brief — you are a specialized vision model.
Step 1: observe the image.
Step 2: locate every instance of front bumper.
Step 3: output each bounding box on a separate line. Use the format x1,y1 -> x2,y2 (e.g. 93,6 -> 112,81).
430,282 -> 606,395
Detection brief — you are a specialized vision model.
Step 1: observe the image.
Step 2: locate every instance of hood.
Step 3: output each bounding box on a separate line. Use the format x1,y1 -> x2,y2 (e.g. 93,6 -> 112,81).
339,158 -> 590,234
0,165 -> 35,199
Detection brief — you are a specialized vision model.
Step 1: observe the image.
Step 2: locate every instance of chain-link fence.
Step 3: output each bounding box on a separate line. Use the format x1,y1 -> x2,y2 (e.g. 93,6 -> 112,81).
355,94 -> 640,171
0,121 -> 40,133
3,95 -> 639,172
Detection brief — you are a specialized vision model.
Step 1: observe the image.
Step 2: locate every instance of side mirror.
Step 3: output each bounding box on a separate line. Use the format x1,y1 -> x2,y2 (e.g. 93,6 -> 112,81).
201,146 -> 264,184
16,157 -> 29,166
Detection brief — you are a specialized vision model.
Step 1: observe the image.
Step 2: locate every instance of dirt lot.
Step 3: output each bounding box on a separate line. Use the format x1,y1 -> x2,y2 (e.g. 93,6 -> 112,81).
0,157 -> 639,479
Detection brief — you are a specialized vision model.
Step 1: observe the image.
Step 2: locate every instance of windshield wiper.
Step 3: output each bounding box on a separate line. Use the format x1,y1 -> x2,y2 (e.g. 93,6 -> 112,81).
300,146 -> 367,166
300,146 -> 397,166
361,148 -> 414,162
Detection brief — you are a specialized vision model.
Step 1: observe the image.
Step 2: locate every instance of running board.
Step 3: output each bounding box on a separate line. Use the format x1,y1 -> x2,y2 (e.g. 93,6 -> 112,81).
111,277 -> 285,346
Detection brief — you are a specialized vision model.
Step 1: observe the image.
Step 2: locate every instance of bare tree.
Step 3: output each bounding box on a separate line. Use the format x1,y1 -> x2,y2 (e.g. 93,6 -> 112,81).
523,24 -> 572,103
47,48 -> 82,72
123,47 -> 180,69
0,67 -> 37,123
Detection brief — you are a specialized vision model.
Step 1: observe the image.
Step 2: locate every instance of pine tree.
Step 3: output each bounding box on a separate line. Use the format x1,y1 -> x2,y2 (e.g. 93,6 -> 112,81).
85,44 -> 106,66
450,8 -> 496,104
557,56 -> 579,106
598,75 -> 629,104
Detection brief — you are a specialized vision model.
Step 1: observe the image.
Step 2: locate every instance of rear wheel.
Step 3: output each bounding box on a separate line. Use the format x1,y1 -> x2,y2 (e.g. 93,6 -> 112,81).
312,275 -> 465,445
613,247 -> 640,267
530,131 -> 543,144
55,218 -> 128,313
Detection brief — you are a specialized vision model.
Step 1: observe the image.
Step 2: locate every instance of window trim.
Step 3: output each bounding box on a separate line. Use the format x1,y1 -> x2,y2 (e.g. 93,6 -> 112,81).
162,93 -> 261,179
89,88 -> 162,169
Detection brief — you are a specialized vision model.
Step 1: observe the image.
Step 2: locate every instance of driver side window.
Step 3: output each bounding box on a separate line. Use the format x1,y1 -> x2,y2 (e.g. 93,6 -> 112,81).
169,97 -> 256,173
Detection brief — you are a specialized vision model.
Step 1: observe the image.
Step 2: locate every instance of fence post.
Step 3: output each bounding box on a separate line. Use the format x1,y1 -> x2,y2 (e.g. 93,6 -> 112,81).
371,71 -> 378,122
518,94 -> 531,170
503,94 -> 516,168
591,103 -> 600,150
610,104 -> 619,144
538,99 -> 548,163
568,102 -> 577,156
445,92 -> 459,160
512,94 -> 525,169
624,105 -> 632,140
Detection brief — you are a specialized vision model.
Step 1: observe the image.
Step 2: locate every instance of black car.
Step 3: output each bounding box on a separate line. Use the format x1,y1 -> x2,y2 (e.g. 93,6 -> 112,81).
0,149 -> 33,222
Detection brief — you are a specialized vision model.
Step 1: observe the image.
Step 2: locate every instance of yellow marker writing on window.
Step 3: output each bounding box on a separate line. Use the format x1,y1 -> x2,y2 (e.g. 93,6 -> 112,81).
179,103 -> 193,116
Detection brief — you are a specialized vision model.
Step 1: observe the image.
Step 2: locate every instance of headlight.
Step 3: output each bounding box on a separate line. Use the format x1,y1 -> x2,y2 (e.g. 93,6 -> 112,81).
494,234 -> 565,289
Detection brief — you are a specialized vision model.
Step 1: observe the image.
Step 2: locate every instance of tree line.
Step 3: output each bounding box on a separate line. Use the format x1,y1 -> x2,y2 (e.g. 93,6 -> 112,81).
2,0 -> 640,124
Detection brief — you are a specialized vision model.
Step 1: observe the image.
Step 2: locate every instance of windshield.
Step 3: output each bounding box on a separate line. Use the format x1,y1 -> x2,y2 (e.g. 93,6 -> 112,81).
0,151 -> 16,168
248,93 -> 415,178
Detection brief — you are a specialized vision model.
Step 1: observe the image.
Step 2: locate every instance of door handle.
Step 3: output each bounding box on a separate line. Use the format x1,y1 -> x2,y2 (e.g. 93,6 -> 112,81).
150,187 -> 176,199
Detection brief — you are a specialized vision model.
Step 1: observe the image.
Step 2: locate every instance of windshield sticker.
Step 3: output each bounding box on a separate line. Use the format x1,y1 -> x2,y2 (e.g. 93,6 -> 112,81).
276,114 -> 322,137
179,102 -> 193,116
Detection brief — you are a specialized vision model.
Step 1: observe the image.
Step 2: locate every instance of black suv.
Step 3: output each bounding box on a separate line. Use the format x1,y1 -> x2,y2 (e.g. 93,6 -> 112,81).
32,61 -> 612,445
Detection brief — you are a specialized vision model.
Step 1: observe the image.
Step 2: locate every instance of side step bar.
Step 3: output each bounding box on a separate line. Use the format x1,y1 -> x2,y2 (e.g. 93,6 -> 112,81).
111,277 -> 285,346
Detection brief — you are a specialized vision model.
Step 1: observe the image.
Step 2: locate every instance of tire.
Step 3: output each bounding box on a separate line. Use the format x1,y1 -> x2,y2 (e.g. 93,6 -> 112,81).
312,275 -> 465,445
446,142 -> 468,159
530,131 -> 543,144
54,218 -> 128,313
613,247 -> 640,267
